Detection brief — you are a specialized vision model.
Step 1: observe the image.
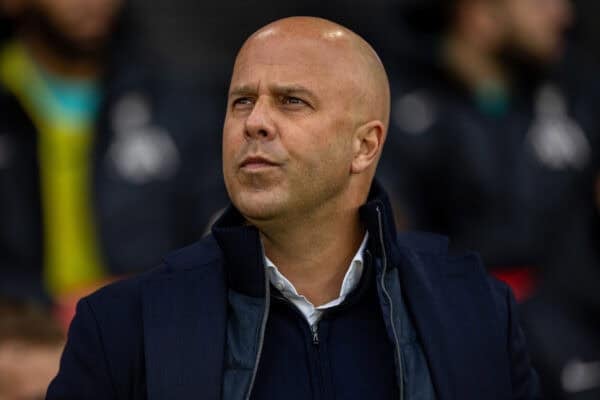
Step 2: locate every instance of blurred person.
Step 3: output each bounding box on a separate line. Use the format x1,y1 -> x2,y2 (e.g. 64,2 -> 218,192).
0,0 -> 227,318
520,156 -> 600,399
379,0 -> 599,299
47,16 -> 539,400
0,298 -> 64,400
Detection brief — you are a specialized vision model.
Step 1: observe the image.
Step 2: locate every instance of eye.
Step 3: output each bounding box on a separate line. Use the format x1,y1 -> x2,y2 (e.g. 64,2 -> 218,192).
283,96 -> 302,104
232,97 -> 254,109
281,96 -> 309,107
281,96 -> 306,105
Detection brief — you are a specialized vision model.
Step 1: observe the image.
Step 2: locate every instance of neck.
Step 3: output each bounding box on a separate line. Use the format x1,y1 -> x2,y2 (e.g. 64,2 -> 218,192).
443,33 -> 511,94
257,201 -> 366,307
20,32 -> 103,80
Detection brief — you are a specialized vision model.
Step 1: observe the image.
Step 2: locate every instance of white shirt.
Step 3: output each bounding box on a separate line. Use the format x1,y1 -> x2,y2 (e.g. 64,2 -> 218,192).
264,233 -> 369,327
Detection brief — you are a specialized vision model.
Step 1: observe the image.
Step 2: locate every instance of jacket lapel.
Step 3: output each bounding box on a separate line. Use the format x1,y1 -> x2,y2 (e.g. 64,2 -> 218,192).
142,261 -> 227,400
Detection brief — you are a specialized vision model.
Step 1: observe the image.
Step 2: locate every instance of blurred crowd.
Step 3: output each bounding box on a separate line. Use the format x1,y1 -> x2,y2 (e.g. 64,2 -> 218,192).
0,0 -> 598,398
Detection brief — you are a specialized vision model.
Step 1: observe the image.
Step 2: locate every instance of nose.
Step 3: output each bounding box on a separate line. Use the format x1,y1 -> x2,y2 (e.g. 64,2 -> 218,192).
244,97 -> 276,141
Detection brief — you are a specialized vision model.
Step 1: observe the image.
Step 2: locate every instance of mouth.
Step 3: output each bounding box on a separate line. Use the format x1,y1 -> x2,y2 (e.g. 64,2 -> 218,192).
240,156 -> 281,171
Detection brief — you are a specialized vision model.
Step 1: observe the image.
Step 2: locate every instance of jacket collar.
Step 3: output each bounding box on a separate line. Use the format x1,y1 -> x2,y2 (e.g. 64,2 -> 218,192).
211,179 -> 401,298
211,209 -> 265,298
359,179 -> 402,267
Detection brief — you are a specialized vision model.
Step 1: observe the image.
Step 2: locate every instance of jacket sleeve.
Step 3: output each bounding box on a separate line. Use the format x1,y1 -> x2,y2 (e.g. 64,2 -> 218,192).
491,279 -> 542,400
46,298 -> 117,400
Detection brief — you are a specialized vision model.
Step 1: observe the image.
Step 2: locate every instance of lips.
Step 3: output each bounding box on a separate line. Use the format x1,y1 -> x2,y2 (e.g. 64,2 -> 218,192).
240,155 -> 281,170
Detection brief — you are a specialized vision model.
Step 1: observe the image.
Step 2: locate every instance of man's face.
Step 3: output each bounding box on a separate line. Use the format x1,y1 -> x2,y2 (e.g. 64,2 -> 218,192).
503,0 -> 573,63
30,0 -> 123,53
222,32 -> 359,223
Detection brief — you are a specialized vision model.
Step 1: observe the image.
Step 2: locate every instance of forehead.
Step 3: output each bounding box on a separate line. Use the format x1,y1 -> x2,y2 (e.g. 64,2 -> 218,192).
230,34 -> 357,91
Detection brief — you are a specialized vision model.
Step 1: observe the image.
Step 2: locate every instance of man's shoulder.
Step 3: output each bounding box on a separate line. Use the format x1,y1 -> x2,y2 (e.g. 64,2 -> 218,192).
52,235 -> 229,399
395,231 -> 449,255
396,231 -> 490,273
394,231 -> 508,300
84,235 -> 223,310
394,232 -> 518,351
161,234 -> 222,270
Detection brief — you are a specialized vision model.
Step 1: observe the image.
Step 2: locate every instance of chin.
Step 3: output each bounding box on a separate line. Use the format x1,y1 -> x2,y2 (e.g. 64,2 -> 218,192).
231,191 -> 285,223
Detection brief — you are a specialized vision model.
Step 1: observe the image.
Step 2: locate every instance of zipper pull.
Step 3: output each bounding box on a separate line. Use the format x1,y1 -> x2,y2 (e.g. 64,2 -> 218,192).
311,324 -> 320,345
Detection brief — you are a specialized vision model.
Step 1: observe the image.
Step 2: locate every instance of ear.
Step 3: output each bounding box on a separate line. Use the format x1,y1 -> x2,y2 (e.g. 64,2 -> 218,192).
350,120 -> 384,174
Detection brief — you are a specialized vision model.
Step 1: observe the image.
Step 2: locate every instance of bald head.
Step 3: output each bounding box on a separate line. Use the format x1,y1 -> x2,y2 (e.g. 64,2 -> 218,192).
236,16 -> 390,136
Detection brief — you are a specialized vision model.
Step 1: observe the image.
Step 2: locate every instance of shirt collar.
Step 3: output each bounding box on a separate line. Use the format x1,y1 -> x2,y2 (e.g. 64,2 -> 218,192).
264,232 -> 369,307
211,179 -> 402,299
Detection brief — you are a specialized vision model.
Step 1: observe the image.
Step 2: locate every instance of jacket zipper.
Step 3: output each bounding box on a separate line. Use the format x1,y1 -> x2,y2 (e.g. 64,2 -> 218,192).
270,292 -> 321,345
271,294 -> 326,397
376,206 -> 404,400
311,324 -> 320,345
311,321 -> 328,399
245,269 -> 271,400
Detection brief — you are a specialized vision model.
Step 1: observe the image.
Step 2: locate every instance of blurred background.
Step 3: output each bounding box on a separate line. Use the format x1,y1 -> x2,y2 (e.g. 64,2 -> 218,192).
0,0 -> 598,398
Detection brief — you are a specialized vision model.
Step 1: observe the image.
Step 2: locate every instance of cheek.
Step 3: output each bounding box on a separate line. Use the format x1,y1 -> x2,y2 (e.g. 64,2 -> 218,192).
327,117 -> 355,160
221,140 -> 238,184
294,124 -> 353,177
222,120 -> 242,158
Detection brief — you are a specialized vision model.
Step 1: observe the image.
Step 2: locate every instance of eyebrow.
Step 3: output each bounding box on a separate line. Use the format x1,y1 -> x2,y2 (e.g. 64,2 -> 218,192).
271,84 -> 314,98
229,84 -> 316,100
229,85 -> 256,97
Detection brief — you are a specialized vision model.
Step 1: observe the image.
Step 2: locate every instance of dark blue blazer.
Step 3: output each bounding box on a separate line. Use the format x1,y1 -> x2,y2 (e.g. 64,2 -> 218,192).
47,185 -> 539,400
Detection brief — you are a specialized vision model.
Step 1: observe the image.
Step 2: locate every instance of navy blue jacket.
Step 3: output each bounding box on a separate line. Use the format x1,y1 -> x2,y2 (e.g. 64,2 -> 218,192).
47,182 -> 540,400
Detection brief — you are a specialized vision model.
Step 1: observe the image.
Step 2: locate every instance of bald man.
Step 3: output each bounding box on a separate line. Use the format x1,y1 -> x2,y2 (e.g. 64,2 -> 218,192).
47,17 -> 540,400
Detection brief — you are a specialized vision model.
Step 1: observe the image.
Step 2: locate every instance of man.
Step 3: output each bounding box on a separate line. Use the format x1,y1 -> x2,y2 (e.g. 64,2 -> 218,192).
380,0 -> 599,299
0,0 -> 225,311
47,17 -> 539,399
